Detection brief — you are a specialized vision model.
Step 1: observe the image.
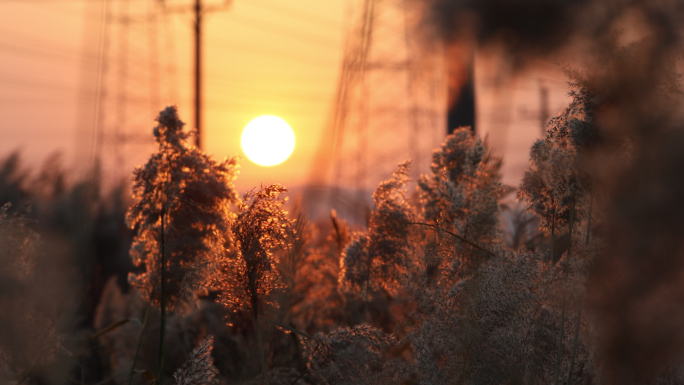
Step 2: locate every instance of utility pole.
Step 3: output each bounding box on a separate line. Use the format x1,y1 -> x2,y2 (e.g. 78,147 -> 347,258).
539,83 -> 549,135
194,0 -> 202,149
161,0 -> 230,150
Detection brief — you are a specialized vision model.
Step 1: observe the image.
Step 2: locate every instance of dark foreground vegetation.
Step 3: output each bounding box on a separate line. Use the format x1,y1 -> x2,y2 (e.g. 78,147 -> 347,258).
3,1 -> 684,383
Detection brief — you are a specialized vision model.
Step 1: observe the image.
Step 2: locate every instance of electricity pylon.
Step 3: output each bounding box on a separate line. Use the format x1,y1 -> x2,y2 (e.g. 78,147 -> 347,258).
320,0 -> 447,222
100,0 -> 163,179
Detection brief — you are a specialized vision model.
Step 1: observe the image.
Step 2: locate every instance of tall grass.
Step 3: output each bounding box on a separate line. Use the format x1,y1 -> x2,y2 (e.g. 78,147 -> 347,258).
2,26 -> 684,385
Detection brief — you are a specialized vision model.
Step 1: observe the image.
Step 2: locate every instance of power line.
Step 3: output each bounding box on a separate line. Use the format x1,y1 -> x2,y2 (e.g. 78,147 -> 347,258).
0,0 -> 150,2
238,0 -> 341,33
97,12 -> 342,78
0,76 -> 91,94
228,12 -> 342,49
205,108 -> 325,119
0,40 -> 97,64
0,128 -> 79,139
205,66 -> 335,79
207,38 -> 339,67
0,98 -> 80,105
41,55 -> 344,86
207,93 -> 333,106
210,77 -> 337,93
203,95 -> 333,109
209,81 -> 333,99
0,25 -> 93,56
0,77 -> 332,106
0,73 -> 333,106
23,1 -> 102,18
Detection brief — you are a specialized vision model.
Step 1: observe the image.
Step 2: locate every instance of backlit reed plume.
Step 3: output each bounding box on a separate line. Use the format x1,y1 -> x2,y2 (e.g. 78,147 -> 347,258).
215,184 -> 292,319
416,128 -> 502,280
214,184 -> 292,385
0,204 -> 65,383
173,337 -> 218,385
519,71 -> 596,239
339,161 -> 414,297
127,106 -> 239,311
419,128 -> 502,246
288,210 -> 351,333
305,325 -> 396,385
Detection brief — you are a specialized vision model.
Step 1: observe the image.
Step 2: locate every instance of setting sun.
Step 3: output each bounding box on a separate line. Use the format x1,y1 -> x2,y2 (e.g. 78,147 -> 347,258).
241,115 -> 296,167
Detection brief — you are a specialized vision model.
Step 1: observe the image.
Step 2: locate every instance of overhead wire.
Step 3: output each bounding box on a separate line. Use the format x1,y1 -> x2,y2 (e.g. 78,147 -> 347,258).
204,109 -> 325,119
238,0 -> 341,33
208,78 -> 333,98
209,77 -> 337,93
207,40 -> 339,68
1,0 -> 342,166
207,92 -> 333,106
165,5 -> 341,51
0,40 -> 97,64
227,12 -> 342,49
0,76 -> 92,95
20,0 -> 102,18
0,25 -> 93,56
0,0 -> 149,2
204,64 -> 337,79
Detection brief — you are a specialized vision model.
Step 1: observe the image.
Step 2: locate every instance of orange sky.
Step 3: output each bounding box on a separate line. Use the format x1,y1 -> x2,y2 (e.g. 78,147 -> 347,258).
0,0 -> 572,198
0,0 -> 347,193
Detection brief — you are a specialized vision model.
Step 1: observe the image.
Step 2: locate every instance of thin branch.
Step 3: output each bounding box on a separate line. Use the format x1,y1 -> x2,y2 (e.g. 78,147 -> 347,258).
158,203 -> 166,385
272,322 -> 316,340
567,192 -> 592,385
128,302 -> 151,385
290,369 -> 307,385
405,221 -> 497,257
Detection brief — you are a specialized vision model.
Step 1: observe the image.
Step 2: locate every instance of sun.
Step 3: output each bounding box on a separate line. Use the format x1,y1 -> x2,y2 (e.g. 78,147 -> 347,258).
241,115 -> 296,167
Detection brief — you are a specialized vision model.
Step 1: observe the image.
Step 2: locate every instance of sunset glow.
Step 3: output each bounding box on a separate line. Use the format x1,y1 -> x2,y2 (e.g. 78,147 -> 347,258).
241,115 -> 295,167
1,0 -> 682,382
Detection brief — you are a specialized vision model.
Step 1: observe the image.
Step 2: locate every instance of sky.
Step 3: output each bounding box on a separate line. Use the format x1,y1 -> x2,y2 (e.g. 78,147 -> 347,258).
0,0 -> 348,192
0,0 -> 571,201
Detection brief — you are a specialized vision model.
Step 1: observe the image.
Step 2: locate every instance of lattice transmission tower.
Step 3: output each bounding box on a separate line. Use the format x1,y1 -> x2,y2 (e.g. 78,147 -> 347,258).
324,0 -> 447,221
93,0 -> 170,181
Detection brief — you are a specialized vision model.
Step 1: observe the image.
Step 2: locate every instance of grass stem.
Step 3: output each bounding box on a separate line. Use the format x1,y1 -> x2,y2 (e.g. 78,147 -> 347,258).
255,319 -> 270,385
566,307 -> 582,385
566,193 -> 592,385
128,302 -> 151,385
406,221 -> 496,257
553,195 -> 575,385
158,204 -> 166,385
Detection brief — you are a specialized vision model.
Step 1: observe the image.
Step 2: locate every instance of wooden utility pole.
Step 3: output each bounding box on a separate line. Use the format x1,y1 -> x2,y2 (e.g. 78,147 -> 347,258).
161,0 -> 230,150
539,84 -> 549,135
194,0 -> 202,149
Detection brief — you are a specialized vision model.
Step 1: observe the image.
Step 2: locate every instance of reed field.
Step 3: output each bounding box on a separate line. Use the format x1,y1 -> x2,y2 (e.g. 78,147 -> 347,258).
2,1 -> 684,384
